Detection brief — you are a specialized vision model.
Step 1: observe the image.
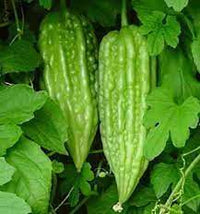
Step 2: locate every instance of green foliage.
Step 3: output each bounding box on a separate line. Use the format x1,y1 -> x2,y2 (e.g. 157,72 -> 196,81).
150,163 -> 180,198
8,24 -> 36,44
0,0 -> 200,213
130,185 -> 157,207
164,0 -> 189,12
191,36 -> 200,72
59,162 -> 94,207
0,84 -> 47,124
0,158 -> 15,186
158,48 -> 200,100
0,40 -> 40,74
39,0 -> 52,10
133,0 -> 168,13
0,191 -> 31,214
183,175 -> 200,212
22,0 -> 52,9
170,204 -> 183,214
71,0 -> 121,26
144,88 -> 200,160
52,160 -> 64,174
0,124 -> 22,156
139,11 -> 181,55
1,137 -> 52,214
22,98 -> 68,154
187,0 -> 200,35
87,184 -> 119,214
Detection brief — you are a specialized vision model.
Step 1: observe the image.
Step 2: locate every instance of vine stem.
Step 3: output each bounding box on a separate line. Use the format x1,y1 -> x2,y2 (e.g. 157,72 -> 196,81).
11,0 -> 21,37
69,196 -> 90,214
159,152 -> 200,214
50,173 -> 57,204
47,151 -> 56,157
54,187 -> 74,212
19,0 -> 25,34
0,22 -> 10,27
183,145 -> 200,157
121,0 -> 128,27
89,149 -> 103,154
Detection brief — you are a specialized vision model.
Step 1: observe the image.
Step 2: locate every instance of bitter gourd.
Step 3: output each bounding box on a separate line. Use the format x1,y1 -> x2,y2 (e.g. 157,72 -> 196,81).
39,11 -> 98,171
98,26 -> 151,209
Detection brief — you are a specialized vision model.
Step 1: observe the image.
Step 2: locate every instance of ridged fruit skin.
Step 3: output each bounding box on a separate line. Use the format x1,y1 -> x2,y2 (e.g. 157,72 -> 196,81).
39,11 -> 98,171
98,26 -> 150,204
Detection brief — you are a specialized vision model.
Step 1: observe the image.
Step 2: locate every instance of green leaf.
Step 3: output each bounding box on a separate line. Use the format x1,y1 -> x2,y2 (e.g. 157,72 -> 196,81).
187,0 -> 200,36
181,127 -> 200,181
151,163 -> 180,198
1,137 -> 52,214
140,11 -> 166,35
78,163 -> 94,196
130,185 -> 157,207
191,36 -> 200,72
59,164 -> 77,196
0,84 -> 47,124
0,191 -> 31,214
8,23 -> 36,44
0,40 -> 40,74
139,11 -> 181,55
71,0 -> 121,27
170,204 -> 183,214
0,158 -> 15,186
164,16 -> 181,47
159,48 -> 200,100
0,124 -> 22,156
183,175 -> 200,212
69,186 -> 80,207
82,162 -> 94,181
133,0 -> 168,14
59,164 -> 80,206
164,0 -> 189,12
182,206 -> 197,214
59,162 -> 94,207
144,88 -> 200,160
79,178 -> 92,196
87,184 -> 118,214
144,203 -> 157,214
52,160 -> 64,174
179,13 -> 196,39
87,183 -> 129,213
22,98 -> 68,154
39,0 -> 52,10
147,30 -> 165,56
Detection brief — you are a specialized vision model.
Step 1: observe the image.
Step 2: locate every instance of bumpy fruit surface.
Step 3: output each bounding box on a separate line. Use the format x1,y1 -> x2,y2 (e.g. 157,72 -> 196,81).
98,26 -> 151,205
39,11 -> 98,171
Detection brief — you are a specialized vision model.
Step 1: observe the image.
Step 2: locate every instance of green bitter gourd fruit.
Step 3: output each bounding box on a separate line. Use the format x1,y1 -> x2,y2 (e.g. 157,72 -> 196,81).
39,11 -> 98,172
98,25 -> 152,210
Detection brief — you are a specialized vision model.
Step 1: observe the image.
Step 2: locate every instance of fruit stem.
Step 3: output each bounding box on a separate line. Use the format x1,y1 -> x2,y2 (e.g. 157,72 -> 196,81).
121,0 -> 128,27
